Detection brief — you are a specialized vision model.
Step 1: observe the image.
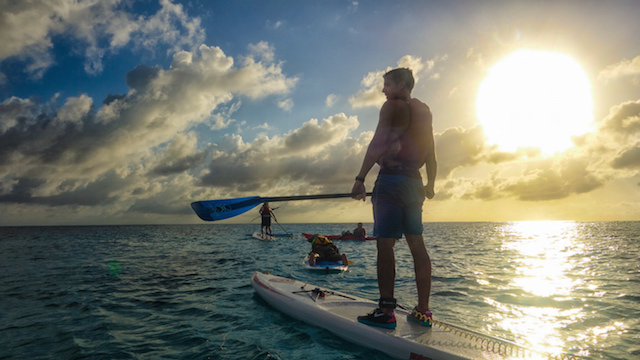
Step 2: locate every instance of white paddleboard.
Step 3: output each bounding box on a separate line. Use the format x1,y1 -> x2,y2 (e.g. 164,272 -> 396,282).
251,232 -> 275,241
302,257 -> 348,273
251,271 -> 550,360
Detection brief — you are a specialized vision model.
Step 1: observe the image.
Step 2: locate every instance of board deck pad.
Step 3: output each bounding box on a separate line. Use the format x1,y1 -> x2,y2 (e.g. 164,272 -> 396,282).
252,271 -> 571,360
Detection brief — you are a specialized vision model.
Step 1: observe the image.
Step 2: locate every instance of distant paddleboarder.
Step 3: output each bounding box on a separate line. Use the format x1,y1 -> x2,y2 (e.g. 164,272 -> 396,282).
259,202 -> 276,237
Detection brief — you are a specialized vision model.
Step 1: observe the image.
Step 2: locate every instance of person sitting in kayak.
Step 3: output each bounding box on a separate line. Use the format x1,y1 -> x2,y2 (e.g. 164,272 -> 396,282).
340,222 -> 367,239
353,222 -> 366,238
308,235 -> 348,266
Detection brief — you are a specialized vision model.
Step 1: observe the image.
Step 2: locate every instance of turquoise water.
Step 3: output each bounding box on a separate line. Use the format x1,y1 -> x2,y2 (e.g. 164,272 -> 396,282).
1,222 -> 639,359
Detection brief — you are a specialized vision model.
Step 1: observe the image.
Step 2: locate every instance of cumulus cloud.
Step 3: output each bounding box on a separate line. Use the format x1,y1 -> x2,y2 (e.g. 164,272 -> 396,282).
500,158 -> 604,201
434,125 -> 487,178
349,55 -> 439,108
0,43 -> 298,213
434,96 -> 640,202
598,55 -> 640,81
197,113 -> 363,195
597,100 -> 640,139
0,0 -> 205,77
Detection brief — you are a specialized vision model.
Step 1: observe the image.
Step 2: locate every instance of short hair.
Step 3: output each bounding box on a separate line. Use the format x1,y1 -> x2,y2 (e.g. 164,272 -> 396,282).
384,68 -> 414,91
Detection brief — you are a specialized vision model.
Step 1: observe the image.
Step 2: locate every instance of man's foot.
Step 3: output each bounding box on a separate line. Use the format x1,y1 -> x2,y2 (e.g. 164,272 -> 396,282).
407,307 -> 433,327
357,308 -> 396,329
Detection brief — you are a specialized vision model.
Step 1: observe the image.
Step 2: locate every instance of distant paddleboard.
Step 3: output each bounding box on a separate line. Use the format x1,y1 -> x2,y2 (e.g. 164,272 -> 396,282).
251,232 -> 275,241
246,233 -> 291,238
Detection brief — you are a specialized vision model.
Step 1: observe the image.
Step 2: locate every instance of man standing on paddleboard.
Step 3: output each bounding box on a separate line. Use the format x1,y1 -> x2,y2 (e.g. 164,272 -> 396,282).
259,202 -> 276,238
351,67 -> 437,329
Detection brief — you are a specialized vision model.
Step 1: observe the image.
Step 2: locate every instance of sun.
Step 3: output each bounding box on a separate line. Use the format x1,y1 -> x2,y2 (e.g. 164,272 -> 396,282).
475,49 -> 593,155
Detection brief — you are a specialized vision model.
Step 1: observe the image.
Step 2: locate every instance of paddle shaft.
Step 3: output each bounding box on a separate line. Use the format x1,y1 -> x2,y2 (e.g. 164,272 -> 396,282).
262,192 -> 372,203
192,192 -> 373,221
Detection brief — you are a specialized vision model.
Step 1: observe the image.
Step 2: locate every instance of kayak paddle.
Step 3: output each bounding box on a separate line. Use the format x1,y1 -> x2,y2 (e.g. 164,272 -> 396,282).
191,192 -> 372,221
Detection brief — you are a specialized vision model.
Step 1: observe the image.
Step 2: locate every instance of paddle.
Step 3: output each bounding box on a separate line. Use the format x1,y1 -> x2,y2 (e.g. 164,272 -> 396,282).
191,192 -> 372,221
273,217 -> 293,238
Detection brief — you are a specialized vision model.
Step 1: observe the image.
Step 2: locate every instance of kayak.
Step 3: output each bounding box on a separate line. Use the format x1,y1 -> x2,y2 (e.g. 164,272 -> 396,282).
251,232 -> 275,241
302,232 -> 376,241
251,272 -> 551,360
302,257 -> 348,273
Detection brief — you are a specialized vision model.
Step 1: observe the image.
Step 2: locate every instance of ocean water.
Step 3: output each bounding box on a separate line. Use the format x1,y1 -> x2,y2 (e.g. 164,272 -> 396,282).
1,222 -> 639,360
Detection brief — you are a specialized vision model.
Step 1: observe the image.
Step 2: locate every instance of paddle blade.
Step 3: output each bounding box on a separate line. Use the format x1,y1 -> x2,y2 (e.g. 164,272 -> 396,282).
191,196 -> 263,221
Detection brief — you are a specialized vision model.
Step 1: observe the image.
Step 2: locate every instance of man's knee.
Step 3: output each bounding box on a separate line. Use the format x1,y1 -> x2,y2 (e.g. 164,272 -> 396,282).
376,238 -> 396,251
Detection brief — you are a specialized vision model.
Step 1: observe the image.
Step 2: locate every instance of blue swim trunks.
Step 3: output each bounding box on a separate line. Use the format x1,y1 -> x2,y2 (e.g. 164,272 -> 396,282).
372,174 -> 425,238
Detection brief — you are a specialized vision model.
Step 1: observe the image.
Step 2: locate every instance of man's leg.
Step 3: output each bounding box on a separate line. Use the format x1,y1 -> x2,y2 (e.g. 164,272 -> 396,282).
405,234 -> 431,312
376,237 -> 397,312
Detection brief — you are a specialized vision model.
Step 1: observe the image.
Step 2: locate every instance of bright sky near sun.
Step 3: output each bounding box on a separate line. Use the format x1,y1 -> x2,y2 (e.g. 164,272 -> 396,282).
1,0 -> 640,226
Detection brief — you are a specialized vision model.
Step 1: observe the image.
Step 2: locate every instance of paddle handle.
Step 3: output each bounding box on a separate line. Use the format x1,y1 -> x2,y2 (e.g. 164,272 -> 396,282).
263,192 -> 373,202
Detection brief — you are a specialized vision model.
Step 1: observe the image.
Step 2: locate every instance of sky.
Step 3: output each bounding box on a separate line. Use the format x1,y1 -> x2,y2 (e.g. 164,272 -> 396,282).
1,0 -> 639,226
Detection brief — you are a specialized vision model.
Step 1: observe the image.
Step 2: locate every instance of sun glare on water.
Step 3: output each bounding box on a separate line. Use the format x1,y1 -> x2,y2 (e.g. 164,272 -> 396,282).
476,49 -> 593,155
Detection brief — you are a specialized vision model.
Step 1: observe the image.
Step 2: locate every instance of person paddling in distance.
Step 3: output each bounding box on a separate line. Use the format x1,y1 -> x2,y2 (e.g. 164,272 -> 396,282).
351,68 -> 437,329
259,202 -> 276,238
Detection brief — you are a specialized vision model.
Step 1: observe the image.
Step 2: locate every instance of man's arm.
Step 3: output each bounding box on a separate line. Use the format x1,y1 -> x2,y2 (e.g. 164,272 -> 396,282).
423,124 -> 437,199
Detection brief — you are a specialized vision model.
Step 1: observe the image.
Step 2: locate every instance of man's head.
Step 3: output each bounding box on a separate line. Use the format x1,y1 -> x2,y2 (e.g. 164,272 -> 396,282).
383,68 -> 415,91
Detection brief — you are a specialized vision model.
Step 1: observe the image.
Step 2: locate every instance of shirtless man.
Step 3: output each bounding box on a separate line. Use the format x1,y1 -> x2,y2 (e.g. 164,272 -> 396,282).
351,68 -> 437,329
259,202 -> 275,237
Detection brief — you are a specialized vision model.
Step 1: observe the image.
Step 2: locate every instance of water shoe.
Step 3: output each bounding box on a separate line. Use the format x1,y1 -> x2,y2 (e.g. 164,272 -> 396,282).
357,308 -> 397,329
407,307 -> 433,327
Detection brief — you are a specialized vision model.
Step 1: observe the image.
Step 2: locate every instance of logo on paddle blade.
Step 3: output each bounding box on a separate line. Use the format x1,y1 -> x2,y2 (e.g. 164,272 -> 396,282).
209,204 -> 232,214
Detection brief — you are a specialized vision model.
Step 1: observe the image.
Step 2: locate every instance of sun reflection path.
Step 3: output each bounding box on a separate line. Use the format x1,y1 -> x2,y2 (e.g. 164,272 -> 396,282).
502,221 -> 583,297
493,221 -> 585,357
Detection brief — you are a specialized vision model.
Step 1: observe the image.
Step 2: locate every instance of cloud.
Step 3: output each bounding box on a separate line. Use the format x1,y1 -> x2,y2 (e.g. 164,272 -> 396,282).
278,98 -> 294,112
0,0 -> 205,77
349,55 -> 441,108
434,125 -> 488,178
0,43 -> 298,212
501,158 -> 604,201
598,55 -> 640,81
198,113 -> 363,193
326,94 -> 338,107
150,132 -> 207,176
266,20 -> 283,30
611,143 -> 640,169
248,41 -> 275,63
597,100 -> 640,139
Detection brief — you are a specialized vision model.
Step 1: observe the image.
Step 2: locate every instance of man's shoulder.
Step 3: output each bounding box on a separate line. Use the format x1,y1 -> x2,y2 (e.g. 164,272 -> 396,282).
382,98 -> 407,108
